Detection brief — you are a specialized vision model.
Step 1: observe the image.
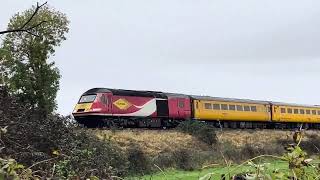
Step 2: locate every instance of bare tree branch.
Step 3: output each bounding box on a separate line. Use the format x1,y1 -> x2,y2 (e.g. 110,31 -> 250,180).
0,2 -> 48,36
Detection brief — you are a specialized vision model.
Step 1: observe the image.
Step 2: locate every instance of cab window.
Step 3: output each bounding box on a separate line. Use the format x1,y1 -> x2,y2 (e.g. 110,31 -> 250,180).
79,95 -> 96,103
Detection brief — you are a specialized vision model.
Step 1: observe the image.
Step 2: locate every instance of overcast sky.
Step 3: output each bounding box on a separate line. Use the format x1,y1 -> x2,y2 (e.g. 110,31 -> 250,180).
1,0 -> 320,115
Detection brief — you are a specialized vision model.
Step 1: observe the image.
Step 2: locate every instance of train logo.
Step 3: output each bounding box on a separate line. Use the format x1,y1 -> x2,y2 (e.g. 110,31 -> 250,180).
113,98 -> 132,110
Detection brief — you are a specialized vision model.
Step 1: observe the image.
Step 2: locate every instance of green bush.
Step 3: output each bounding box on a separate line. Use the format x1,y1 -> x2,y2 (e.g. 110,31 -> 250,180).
177,120 -> 218,145
152,150 -> 175,169
172,148 -> 198,171
127,145 -> 152,175
0,87 -> 128,179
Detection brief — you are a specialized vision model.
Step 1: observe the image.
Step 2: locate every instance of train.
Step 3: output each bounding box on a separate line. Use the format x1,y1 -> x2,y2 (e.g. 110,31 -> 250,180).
72,88 -> 320,129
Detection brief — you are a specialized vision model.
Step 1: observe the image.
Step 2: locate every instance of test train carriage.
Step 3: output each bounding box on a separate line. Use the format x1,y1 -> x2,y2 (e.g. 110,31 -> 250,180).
72,88 -> 320,129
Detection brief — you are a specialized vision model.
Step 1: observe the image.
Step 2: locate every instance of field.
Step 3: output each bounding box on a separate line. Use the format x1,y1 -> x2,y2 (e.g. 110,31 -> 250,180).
130,161 -> 288,180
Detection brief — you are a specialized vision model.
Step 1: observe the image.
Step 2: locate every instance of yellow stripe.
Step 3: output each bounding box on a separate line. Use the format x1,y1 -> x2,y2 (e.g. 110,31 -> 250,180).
73,103 -> 92,113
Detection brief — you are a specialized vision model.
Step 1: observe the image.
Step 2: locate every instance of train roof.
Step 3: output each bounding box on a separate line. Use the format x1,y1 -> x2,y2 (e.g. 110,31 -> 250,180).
270,102 -> 320,108
190,95 -> 270,105
83,88 -> 320,108
191,95 -> 320,108
83,88 -> 169,98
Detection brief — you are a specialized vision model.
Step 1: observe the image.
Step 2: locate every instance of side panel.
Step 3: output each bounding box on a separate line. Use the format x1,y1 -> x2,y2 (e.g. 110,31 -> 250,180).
98,93 -> 113,114
168,97 -> 191,119
193,100 -> 270,122
273,105 -> 320,123
111,95 -> 157,117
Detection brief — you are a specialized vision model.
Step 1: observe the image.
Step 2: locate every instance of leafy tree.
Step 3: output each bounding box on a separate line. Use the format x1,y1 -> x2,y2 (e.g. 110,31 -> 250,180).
1,4 -> 69,116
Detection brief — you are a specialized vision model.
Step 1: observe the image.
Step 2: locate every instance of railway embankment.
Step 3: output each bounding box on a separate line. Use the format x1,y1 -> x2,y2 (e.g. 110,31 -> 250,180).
91,127 -> 320,173
93,128 -> 319,154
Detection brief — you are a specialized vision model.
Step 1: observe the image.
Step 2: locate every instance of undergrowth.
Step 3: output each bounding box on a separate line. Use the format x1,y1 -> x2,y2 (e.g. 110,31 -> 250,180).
201,131 -> 320,180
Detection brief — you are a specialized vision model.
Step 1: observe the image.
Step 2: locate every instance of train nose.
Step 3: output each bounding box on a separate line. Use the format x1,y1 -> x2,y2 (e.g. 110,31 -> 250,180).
73,103 -> 93,113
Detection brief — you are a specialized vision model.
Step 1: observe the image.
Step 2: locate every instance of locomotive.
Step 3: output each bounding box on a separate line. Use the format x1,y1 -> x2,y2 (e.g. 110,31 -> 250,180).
72,88 -> 320,129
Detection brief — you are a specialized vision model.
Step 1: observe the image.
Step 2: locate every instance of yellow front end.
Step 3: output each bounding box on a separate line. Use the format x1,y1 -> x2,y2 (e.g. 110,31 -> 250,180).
73,103 -> 93,113
193,100 -> 270,122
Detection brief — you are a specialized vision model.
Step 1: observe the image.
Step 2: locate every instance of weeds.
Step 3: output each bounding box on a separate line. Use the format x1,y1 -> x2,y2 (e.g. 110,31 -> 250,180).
202,130 -> 320,179
177,120 -> 217,145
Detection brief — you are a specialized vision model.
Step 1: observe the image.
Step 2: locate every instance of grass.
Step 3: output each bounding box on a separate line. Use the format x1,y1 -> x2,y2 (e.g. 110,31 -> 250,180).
127,160 -> 289,180
93,129 -> 320,155
93,129 -> 210,155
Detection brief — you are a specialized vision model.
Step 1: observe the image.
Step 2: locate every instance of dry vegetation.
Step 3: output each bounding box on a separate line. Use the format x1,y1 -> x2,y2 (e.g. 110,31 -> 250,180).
93,128 -> 319,155
94,129 -> 210,156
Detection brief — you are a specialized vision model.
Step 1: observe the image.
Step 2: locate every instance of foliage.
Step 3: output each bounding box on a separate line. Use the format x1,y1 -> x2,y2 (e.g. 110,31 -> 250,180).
1,3 -> 69,116
0,87 -> 128,179
172,148 -> 198,171
0,158 -> 26,179
177,120 -> 217,145
202,131 -> 320,180
127,145 -> 152,175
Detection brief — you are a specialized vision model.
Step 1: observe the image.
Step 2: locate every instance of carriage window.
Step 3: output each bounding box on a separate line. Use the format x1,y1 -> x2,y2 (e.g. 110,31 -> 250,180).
299,109 -> 305,114
312,110 -> 317,115
318,110 -> 320,115
236,105 -> 243,111
178,100 -> 184,108
244,106 -> 250,111
212,104 -> 220,110
221,104 -> 228,110
280,108 -> 286,113
294,109 -> 299,114
229,105 -> 236,110
204,103 -> 212,109
306,110 -> 310,114
287,108 -> 292,113
250,106 -> 257,112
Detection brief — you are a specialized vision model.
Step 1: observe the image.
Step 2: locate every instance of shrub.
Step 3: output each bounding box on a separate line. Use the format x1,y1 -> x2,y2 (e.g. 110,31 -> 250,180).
300,134 -> 320,154
152,149 -> 175,169
127,145 -> 152,175
172,148 -> 198,171
177,120 -> 218,145
0,87 -> 128,179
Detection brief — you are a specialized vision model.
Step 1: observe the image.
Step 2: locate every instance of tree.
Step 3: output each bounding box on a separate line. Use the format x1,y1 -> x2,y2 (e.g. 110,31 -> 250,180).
0,2 -> 48,36
1,4 -> 69,116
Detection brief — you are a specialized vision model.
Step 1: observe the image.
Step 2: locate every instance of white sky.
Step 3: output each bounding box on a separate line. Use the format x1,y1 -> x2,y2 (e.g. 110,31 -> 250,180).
1,0 -> 320,115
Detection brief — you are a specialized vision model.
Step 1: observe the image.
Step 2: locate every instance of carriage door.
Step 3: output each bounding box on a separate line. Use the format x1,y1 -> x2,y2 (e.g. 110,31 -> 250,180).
273,105 -> 280,121
177,98 -> 185,117
156,99 -> 169,117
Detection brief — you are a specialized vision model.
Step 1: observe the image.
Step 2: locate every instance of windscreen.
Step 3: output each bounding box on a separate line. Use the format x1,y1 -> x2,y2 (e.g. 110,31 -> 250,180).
79,95 -> 96,103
